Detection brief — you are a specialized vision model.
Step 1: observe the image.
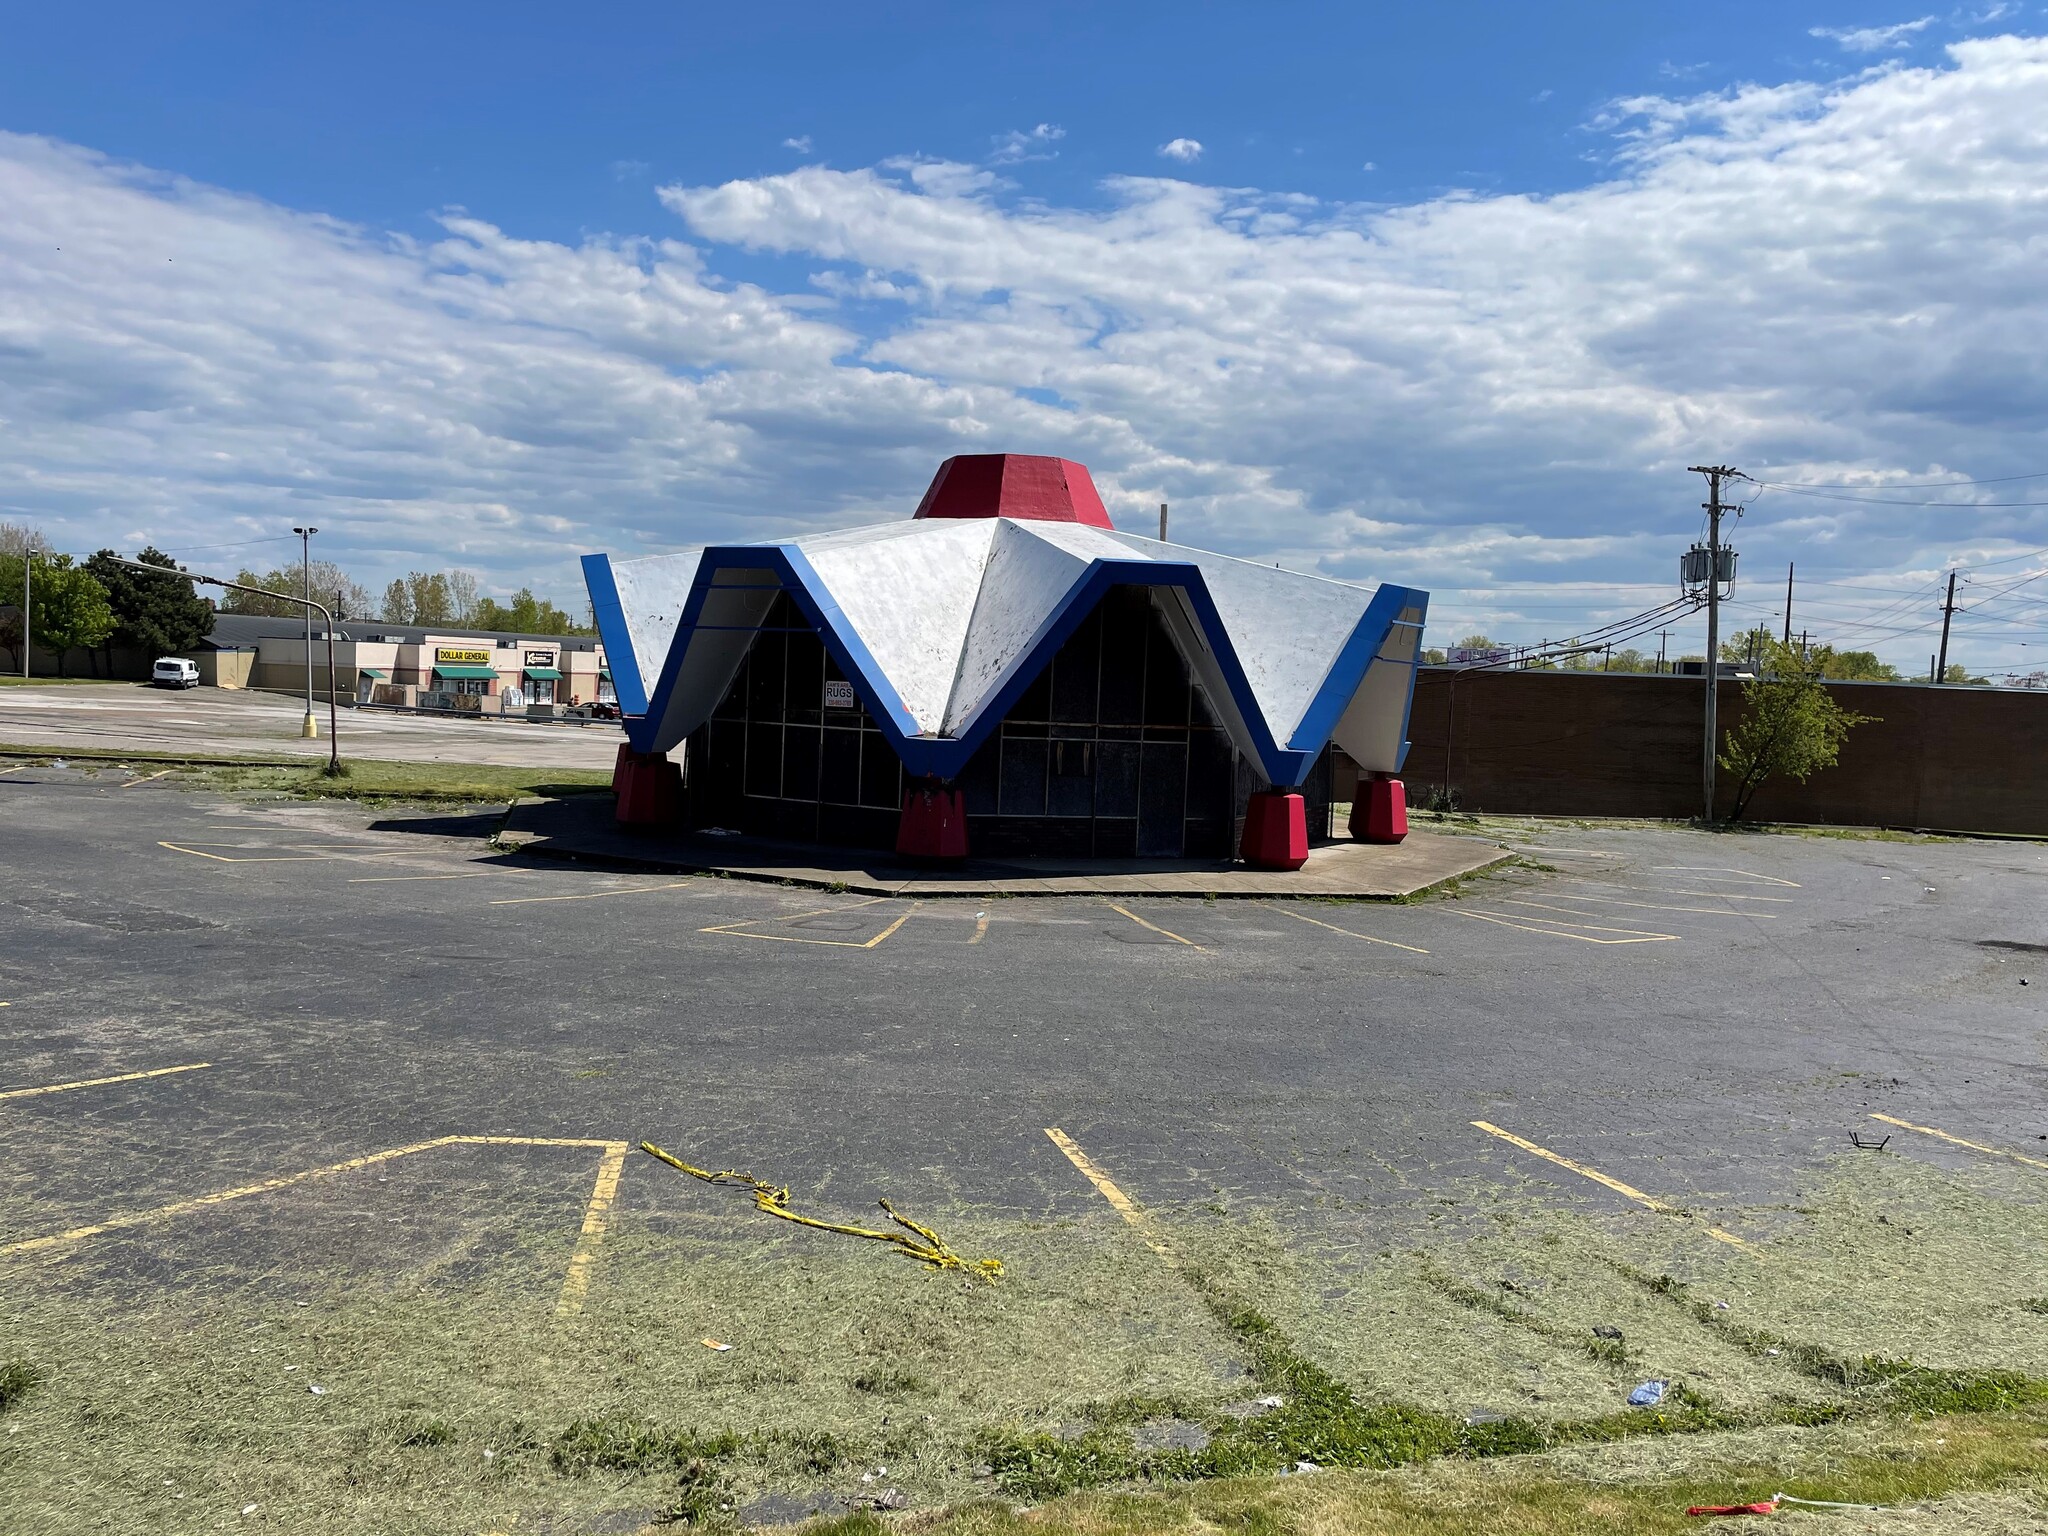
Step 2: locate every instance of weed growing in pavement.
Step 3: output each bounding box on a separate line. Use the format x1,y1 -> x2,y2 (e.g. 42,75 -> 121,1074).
2024,1298 -> 2048,1317
550,1415 -> 742,1476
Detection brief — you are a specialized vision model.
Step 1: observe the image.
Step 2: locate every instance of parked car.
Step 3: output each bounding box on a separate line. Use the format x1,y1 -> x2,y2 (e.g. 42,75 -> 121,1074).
151,657 -> 200,689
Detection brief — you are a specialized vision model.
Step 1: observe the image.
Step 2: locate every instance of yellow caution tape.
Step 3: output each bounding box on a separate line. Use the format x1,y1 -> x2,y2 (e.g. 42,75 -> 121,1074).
640,1141 -> 1002,1281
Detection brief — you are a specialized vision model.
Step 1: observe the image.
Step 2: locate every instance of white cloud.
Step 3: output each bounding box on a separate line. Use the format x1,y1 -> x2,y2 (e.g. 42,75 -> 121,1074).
1157,137 -> 1204,163
609,159 -> 650,181
782,135 -> 813,154
1811,16 -> 1934,51
4,38 -> 2048,666
989,123 -> 1063,164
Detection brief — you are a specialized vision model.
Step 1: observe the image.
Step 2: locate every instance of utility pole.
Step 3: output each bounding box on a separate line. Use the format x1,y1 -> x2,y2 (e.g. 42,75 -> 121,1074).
292,526 -> 319,738
1935,569 -> 1958,683
1656,629 -> 1672,674
1688,465 -> 1742,823
1782,562 -> 1794,646
1158,502 -> 1168,541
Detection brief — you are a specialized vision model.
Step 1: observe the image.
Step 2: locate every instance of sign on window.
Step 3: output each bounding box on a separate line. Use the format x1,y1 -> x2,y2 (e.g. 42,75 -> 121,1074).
823,680 -> 857,711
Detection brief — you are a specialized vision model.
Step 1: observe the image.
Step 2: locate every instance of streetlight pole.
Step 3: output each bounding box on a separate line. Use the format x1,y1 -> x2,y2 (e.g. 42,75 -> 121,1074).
291,526 -> 319,737
107,556 -> 344,775
18,537 -> 31,680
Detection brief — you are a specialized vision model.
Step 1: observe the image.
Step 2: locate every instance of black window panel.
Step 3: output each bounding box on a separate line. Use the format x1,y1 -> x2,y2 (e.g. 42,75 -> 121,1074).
1047,739 -> 1093,817
1183,818 -> 1231,858
858,734 -> 902,809
1144,623 -> 1190,727
958,737 -> 1001,816
1003,718 -> 1048,737
820,727 -> 861,805
714,655 -> 748,719
1009,665 -> 1052,724
782,726 -> 820,801
1097,588 -> 1149,724
999,736 -> 1048,816
1137,741 -> 1188,856
1050,609 -> 1101,722
746,630 -> 786,720
785,630 -> 826,724
1187,729 -> 1235,824
744,723 -> 782,799
1093,739 -> 1140,817
1031,818 -> 1094,859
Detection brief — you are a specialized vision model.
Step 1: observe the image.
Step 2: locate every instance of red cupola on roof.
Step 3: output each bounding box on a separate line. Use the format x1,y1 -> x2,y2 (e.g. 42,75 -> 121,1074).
911,454 -> 1114,529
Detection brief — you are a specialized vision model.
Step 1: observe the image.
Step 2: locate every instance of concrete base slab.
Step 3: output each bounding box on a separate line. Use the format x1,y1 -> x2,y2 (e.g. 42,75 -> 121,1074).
498,794 -> 1510,898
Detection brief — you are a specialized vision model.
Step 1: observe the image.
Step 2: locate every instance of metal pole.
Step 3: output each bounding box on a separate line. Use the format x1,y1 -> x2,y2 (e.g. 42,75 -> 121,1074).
19,539 -> 29,680
1158,502 -> 1168,541
105,556 -> 343,775
1782,562 -> 1794,646
1936,569 -> 1957,683
293,526 -> 319,737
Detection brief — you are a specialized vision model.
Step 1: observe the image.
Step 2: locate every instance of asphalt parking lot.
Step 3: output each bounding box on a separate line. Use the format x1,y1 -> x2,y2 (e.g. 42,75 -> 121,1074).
3,761 -> 2046,1533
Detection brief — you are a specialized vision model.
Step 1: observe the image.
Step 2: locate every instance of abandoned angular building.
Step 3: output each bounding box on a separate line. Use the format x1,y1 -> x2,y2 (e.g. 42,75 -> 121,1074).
582,455 -> 1428,865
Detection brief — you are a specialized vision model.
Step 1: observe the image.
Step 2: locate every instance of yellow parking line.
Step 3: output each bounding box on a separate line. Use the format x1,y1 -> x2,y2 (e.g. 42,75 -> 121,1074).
349,871 -> 531,884
159,841 -> 410,863
1044,1128 -> 1176,1264
120,770 -> 172,788
0,1061 -> 213,1102
1870,1113 -> 2048,1171
1449,908 -> 1678,944
1537,891 -> 1777,919
700,898 -> 910,948
2,1134 -> 621,1259
491,881 -> 697,906
1106,903 -> 1205,951
1265,902 -> 1429,954
1472,1121 -> 1753,1252
1494,898 -> 1697,934
0,765 -> 24,777
1634,888 -> 1794,903
1653,866 -> 1801,888
554,1141 -> 631,1318
969,913 -> 991,945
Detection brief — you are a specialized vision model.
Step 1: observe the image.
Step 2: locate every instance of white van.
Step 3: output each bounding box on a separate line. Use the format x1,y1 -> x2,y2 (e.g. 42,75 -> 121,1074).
151,657 -> 200,689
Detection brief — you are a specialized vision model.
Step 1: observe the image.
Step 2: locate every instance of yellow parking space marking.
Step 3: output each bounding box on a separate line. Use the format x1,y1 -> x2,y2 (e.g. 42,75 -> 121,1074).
2,1134 -> 622,1259
349,870 -> 532,884
1044,1128 -> 1177,1264
120,770 -> 173,788
159,841 -> 411,863
0,765 -> 24,777
1496,897 -> 1710,932
1653,866 -> 1801,887
1635,887 -> 1794,903
1516,846 -> 1621,858
1264,902 -> 1429,954
1,1061 -> 213,1102
490,880 -> 696,906
1106,903 -> 1205,951
701,898 -> 914,949
1449,908 -> 1678,944
1472,1121 -> 1754,1252
554,1141 -> 631,1318
1870,1113 -> 2048,1171
970,913 -> 991,945
1536,891 -> 1777,919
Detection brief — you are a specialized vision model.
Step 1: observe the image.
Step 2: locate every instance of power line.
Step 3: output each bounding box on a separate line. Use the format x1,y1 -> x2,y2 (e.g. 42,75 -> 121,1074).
1756,469 -> 2048,490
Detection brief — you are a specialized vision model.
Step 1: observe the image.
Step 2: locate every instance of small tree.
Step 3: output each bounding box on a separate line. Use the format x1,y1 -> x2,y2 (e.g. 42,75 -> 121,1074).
22,556 -> 116,675
87,547 -> 213,672
1719,638 -> 1875,821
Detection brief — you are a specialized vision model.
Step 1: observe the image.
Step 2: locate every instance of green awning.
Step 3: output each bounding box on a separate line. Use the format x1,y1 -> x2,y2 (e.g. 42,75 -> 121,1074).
598,667 -> 612,681
524,666 -> 562,681
432,664 -> 498,680
359,667 -> 388,679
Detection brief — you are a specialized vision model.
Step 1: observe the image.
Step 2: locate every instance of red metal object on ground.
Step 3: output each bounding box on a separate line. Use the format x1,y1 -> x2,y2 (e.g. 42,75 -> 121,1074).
912,454 -> 1114,528
1686,1502 -> 1777,1516
1350,777 -> 1409,844
1239,789 -> 1308,870
896,781 -> 969,859
613,747 -> 681,826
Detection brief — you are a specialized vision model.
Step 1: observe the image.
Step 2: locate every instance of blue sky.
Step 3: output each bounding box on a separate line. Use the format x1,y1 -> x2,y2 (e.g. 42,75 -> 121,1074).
3,4 -> 2047,673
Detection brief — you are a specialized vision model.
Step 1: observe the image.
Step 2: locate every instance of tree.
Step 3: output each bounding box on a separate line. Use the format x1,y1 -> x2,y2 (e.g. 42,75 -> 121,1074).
405,571 -> 454,626
86,547 -> 213,672
446,569 -> 480,625
1941,663 -> 1987,686
1420,647 -> 1447,665
471,588 -> 587,636
1820,648 -> 1899,682
1719,638 -> 1876,822
222,561 -> 369,621
9,554 -> 116,675
380,578 -> 411,623
0,521 -> 50,559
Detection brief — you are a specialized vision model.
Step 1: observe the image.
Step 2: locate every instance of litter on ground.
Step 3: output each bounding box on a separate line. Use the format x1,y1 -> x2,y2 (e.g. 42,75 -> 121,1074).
1628,1381 -> 1667,1407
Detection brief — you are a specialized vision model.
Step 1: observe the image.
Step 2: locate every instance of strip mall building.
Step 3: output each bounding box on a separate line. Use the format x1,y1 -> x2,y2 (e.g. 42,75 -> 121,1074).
582,456 -> 1428,867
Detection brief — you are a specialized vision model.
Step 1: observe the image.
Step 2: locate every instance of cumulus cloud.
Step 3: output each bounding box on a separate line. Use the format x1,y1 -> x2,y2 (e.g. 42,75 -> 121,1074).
989,123 -> 1063,164
1157,137 -> 1204,162
1811,16 -> 1934,51
782,135 -> 812,153
4,38 -> 2048,664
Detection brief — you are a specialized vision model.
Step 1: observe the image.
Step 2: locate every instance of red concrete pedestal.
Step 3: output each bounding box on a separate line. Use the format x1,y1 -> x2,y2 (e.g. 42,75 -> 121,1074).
1240,789 -> 1308,870
613,745 -> 681,827
896,781 -> 968,859
1350,777 -> 1409,844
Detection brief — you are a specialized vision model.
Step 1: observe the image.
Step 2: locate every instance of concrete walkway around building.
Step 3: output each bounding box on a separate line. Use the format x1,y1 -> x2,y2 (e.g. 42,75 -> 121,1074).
498,792 -> 1510,898
0,682 -> 623,769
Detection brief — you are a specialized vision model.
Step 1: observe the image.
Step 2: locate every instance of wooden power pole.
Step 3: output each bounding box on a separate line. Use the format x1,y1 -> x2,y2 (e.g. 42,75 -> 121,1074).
1689,465 -> 1741,823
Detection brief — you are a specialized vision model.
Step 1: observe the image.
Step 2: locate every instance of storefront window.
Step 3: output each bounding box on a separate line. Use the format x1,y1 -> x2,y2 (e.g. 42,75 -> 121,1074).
447,676 -> 490,696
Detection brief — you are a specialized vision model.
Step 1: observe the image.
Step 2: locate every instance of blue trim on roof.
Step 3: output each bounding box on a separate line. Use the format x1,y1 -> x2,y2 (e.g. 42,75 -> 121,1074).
580,553 -> 647,718
621,540 -> 1426,788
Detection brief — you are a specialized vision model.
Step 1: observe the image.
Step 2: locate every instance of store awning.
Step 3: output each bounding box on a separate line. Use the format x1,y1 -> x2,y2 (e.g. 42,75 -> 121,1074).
523,667 -> 562,681
432,664 -> 498,680
359,668 -> 388,679
599,667 -> 612,681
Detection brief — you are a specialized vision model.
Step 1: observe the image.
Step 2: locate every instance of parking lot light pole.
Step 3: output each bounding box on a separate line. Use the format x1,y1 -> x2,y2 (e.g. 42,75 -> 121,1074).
107,556 -> 343,776
292,526 -> 319,738
18,536 -> 32,680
